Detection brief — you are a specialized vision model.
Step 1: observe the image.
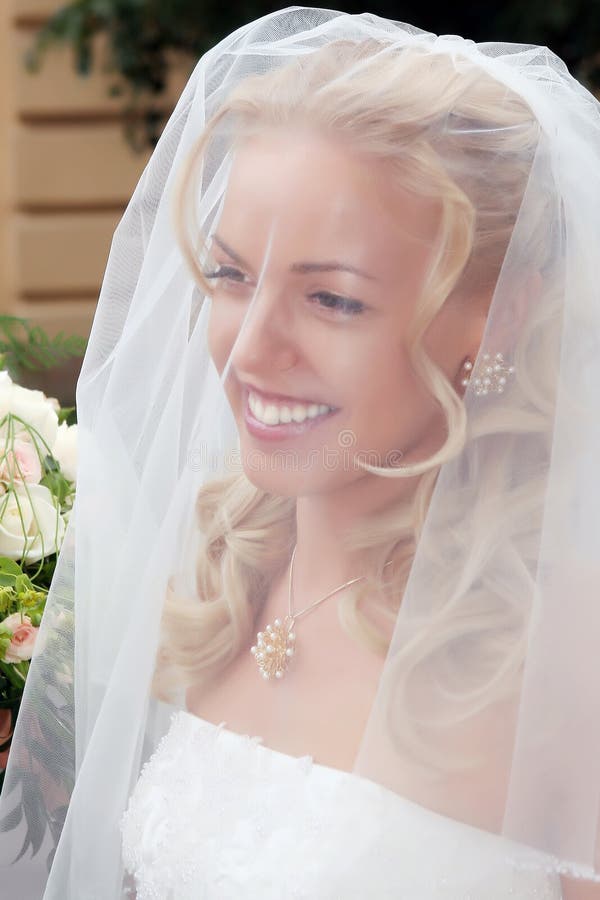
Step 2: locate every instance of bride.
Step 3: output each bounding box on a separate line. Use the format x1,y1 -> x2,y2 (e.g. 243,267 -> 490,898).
2,8 -> 600,898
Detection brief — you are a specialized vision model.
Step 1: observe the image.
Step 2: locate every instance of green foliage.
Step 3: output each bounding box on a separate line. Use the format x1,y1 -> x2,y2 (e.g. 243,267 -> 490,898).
0,316 -> 87,384
23,554 -> 59,593
40,457 -> 73,508
57,406 -> 77,427
0,391 -> 76,842
23,1 -> 600,148
0,556 -> 48,790
25,0 -> 269,146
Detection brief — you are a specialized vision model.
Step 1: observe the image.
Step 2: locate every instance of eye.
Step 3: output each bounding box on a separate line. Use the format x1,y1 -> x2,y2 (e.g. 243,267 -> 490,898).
308,291 -> 365,317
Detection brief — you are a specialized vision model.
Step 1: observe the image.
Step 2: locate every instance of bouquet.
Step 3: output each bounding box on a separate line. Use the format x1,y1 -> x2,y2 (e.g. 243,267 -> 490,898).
0,370 -> 77,791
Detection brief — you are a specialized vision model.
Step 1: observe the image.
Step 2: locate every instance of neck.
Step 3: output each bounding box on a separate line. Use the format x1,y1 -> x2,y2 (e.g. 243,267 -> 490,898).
292,469 -> 419,600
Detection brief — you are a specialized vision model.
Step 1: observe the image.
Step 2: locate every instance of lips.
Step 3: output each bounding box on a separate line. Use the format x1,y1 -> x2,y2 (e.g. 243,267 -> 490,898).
241,384 -> 339,441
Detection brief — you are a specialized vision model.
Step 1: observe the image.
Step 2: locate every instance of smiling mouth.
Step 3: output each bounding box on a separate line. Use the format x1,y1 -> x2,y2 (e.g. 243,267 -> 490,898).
247,388 -> 336,426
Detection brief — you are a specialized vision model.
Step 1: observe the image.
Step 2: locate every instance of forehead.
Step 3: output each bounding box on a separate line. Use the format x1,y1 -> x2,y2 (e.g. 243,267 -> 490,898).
216,130 -> 441,271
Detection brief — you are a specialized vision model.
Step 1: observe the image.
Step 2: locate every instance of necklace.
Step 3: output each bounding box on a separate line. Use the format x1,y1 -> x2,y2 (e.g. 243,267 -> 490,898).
250,545 -> 387,681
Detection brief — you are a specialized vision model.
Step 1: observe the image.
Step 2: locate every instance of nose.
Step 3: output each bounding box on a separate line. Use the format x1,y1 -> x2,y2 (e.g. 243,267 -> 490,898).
229,285 -> 298,376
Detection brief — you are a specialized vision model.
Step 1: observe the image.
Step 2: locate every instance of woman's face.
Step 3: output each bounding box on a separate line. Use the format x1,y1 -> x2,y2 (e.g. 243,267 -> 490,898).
207,130 -> 476,498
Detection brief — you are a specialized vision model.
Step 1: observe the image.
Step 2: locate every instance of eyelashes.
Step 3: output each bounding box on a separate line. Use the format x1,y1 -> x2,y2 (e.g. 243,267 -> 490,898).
203,265 -> 366,317
203,264 -> 251,285
306,291 -> 365,316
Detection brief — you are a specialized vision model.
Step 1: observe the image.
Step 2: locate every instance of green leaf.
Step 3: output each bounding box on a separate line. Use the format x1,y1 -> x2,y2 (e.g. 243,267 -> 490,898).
40,468 -> 72,505
42,454 -> 60,474
57,406 -> 77,425
0,663 -> 26,690
14,574 -> 36,594
0,637 -> 13,661
0,559 -> 25,578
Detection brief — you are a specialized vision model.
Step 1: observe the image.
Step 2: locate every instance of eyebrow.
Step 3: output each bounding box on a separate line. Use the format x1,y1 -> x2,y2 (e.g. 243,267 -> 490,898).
211,234 -> 377,281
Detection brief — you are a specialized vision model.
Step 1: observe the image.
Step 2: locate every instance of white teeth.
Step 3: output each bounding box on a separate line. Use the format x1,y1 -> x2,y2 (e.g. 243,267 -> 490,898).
248,391 -> 333,426
292,405 -> 307,423
263,404 -> 280,425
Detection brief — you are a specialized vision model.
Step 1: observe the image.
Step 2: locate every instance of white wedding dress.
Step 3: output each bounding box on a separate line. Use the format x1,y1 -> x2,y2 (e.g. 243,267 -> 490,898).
121,710 -> 563,899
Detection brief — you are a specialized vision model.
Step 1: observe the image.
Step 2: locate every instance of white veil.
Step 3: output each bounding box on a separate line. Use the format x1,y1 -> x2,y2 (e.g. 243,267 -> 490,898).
2,7 -> 600,896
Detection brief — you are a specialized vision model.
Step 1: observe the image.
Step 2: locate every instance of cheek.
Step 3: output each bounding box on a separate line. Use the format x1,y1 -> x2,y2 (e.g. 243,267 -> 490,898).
352,344 -> 438,441
422,301 -> 472,379
207,302 -> 239,375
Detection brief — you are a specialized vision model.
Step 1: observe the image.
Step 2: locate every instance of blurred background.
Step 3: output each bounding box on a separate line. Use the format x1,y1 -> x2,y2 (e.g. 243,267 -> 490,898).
1,0 -> 599,404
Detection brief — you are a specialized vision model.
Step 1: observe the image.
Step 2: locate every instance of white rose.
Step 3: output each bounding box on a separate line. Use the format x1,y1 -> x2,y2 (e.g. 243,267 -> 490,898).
51,422 -> 78,483
0,483 -> 65,561
0,373 -> 13,412
0,376 -> 59,452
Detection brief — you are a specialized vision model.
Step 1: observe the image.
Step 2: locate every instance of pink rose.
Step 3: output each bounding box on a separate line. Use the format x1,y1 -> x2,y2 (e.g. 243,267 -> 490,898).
0,439 -> 42,485
1,612 -> 39,662
0,708 -> 11,770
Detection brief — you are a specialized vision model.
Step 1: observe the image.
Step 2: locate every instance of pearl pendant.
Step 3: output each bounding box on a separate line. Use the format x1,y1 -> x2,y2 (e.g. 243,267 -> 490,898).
250,616 -> 296,681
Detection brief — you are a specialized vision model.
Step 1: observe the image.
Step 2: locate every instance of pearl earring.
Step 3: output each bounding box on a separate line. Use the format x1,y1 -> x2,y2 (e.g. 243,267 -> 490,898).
461,352 -> 515,396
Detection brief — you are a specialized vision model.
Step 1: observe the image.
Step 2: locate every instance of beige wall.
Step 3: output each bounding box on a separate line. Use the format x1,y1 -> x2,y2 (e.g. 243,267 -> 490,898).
1,3 -> 15,324
2,0 -> 191,343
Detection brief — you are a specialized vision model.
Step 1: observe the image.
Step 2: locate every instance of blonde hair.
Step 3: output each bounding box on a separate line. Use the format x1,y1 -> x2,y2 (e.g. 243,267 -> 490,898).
154,39 -> 556,747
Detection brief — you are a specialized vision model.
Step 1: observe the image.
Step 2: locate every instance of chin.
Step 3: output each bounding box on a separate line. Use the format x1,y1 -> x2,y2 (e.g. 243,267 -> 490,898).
242,468 -> 301,497
240,457 -> 359,498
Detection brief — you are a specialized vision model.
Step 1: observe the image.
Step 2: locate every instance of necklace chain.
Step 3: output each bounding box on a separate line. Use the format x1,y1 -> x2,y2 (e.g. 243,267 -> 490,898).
250,544 -> 391,682
287,544 -> 368,621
